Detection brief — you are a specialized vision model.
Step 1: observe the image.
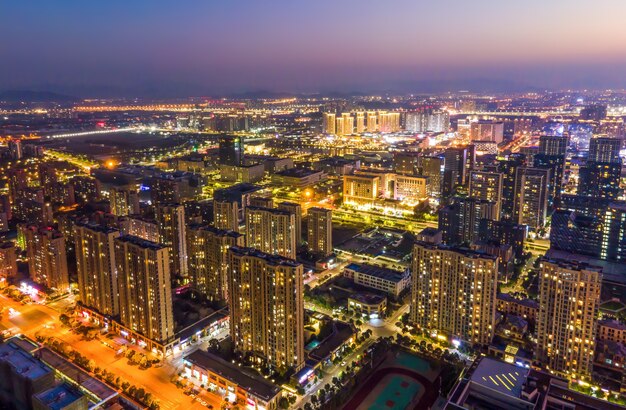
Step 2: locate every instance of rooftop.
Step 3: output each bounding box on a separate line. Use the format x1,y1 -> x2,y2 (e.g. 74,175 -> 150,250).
229,246 -> 301,267
345,263 -> 408,283
469,357 -> 528,399
115,234 -> 165,250
187,224 -> 243,239
348,292 -> 387,306
274,168 -> 322,177
497,293 -> 539,310
184,350 -> 281,401
0,337 -> 52,381
213,183 -> 262,202
33,383 -> 85,410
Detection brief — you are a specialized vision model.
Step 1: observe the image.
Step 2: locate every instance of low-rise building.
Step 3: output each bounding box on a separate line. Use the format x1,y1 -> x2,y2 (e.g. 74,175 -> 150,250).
496,293 -> 539,324
32,383 -> 88,410
598,319 -> 626,345
272,168 -> 325,188
343,263 -> 410,298
348,293 -> 387,317
183,350 -> 282,410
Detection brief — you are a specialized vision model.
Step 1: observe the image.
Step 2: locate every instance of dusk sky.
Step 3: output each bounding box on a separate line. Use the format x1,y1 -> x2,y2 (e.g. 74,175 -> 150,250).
2,0 -> 626,97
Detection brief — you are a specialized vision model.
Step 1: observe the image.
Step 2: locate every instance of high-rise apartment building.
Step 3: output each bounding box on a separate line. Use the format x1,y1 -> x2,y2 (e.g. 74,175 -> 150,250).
307,207 -> 332,257
355,112 -> 365,133
0,241 -> 17,280
578,136 -> 623,199
322,113 -> 336,134
439,197 -> 499,245
469,170 -> 504,216
421,156 -> 443,197
21,225 -> 69,291
74,223 -> 121,316
588,136 -> 621,163
377,112 -> 400,133
218,135 -> 244,166
536,258 -> 601,379
156,204 -> 188,276
187,225 -> 244,303
534,135 -> 568,203
227,247 -> 304,372
411,241 -> 498,345
366,112 -> 377,132
277,202 -> 302,245
109,186 -> 140,216
470,120 -> 504,143
335,117 -> 345,136
115,235 -> 174,343
245,206 -> 296,259
514,167 -> 550,230
443,146 -> 472,197
341,113 -> 354,135
214,199 -> 240,232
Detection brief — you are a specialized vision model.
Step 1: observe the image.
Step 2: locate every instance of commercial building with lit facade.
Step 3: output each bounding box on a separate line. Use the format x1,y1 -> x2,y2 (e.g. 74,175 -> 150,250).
343,174 -> 380,206
535,258 -> 601,379
411,241 -> 498,346
183,350 -> 282,410
227,247 -> 304,373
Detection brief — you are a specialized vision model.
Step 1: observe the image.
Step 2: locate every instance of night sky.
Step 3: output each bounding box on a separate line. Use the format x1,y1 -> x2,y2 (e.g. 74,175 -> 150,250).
2,0 -> 626,97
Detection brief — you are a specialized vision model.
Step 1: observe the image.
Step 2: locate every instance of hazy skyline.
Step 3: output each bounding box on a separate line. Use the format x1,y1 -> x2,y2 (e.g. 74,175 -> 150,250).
2,0 -> 626,97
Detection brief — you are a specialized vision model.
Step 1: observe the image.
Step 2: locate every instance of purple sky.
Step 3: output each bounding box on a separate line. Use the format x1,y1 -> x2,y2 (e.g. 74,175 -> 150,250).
2,0 -> 626,97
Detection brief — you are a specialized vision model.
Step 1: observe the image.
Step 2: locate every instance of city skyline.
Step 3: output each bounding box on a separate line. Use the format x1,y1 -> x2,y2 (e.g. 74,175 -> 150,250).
2,1 -> 626,97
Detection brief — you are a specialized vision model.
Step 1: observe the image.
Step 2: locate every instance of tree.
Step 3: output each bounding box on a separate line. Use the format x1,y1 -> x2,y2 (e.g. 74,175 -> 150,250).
278,397 -> 290,409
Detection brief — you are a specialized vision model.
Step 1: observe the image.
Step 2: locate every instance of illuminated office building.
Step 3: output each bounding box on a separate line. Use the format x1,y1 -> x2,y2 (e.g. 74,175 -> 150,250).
536,258 -> 601,379
74,223 -> 121,316
343,174 -> 380,206
411,241 -> 498,345
227,247 -> 304,372
115,235 -> 174,343
245,206 -> 296,259
307,207 -> 332,257
187,225 -> 244,303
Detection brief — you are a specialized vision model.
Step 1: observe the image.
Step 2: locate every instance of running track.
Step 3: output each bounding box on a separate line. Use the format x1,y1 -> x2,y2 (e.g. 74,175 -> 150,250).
342,367 -> 440,410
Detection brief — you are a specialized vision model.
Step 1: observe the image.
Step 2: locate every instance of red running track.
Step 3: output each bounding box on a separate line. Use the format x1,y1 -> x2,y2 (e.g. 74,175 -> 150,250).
342,367 -> 439,410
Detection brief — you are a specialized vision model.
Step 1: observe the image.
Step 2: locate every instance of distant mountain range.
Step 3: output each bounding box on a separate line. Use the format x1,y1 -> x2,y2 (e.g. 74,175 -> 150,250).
0,90 -> 79,103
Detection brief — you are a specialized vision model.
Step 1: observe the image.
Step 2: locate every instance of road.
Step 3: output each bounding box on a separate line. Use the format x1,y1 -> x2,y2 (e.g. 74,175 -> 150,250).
0,294 -> 212,410
294,339 -> 375,410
